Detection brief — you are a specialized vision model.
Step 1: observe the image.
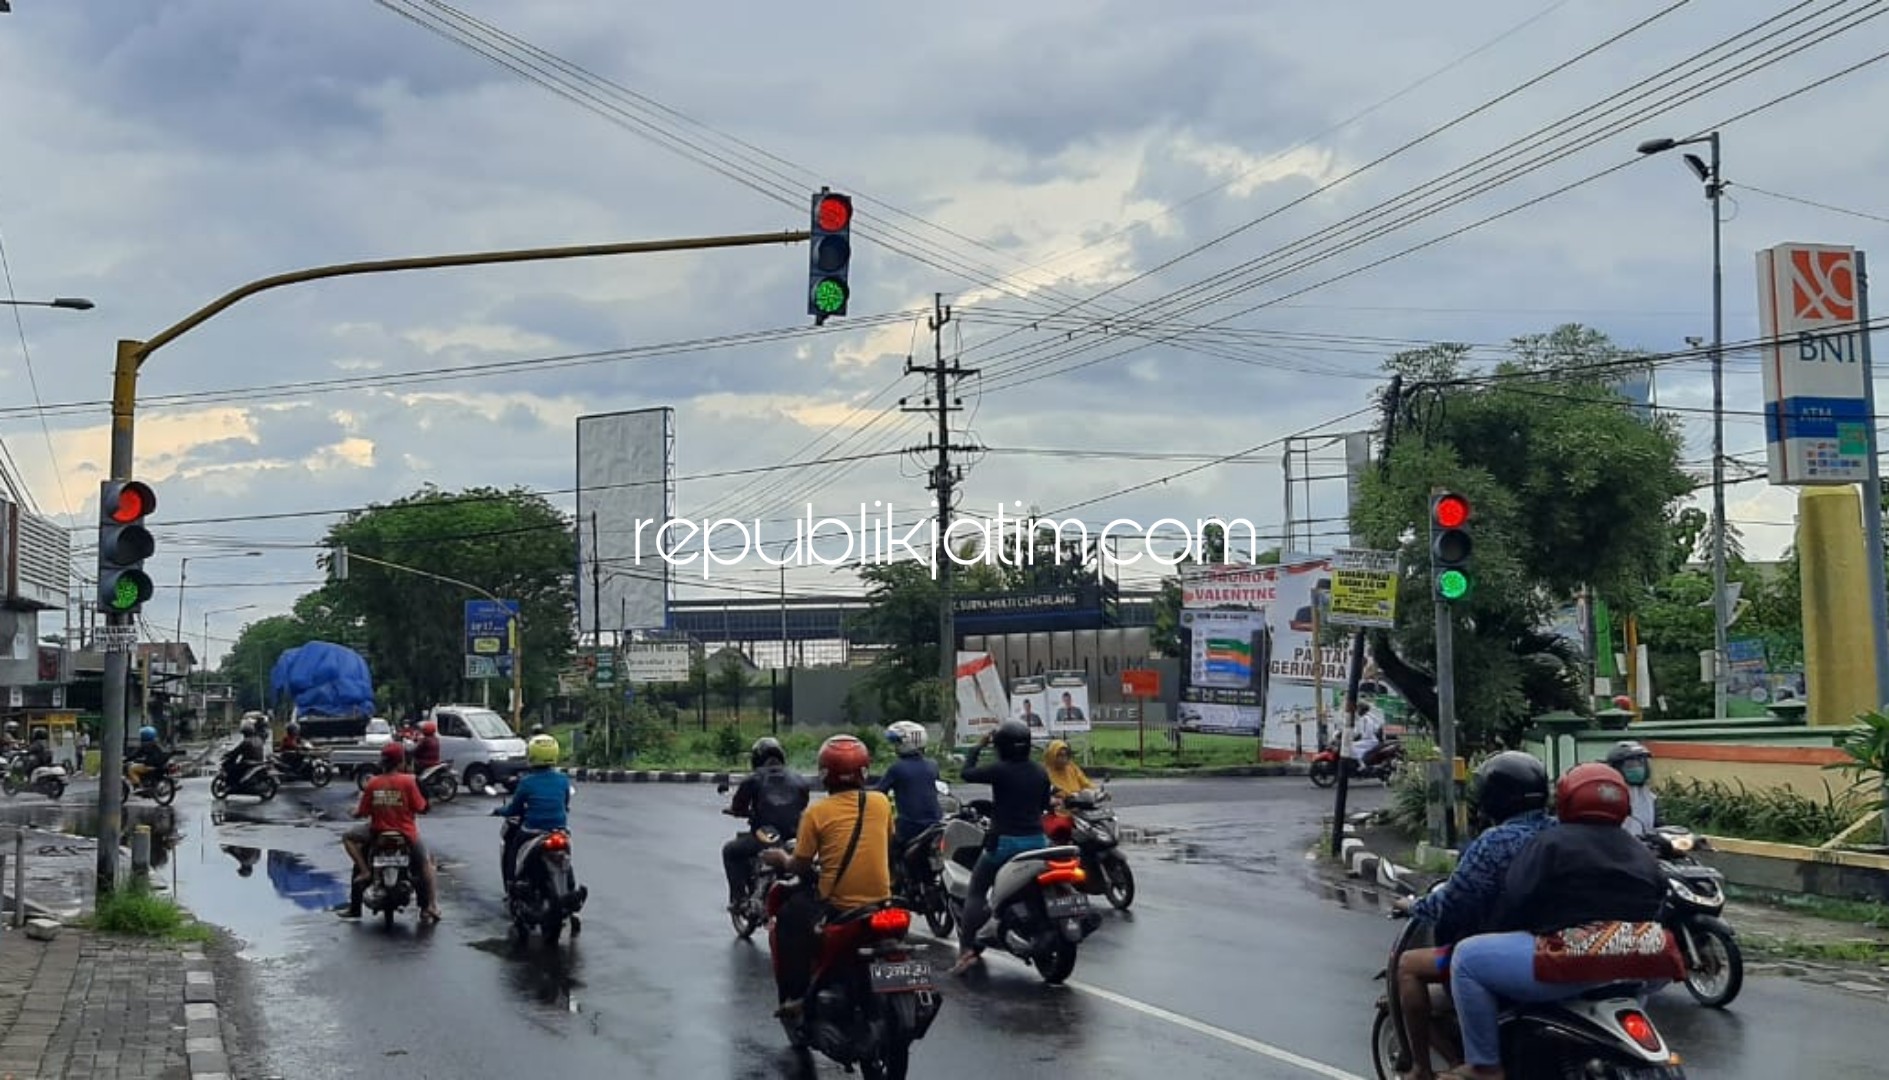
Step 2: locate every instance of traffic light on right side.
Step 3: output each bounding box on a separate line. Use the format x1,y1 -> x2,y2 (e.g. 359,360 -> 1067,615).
1429,491 -> 1472,602
98,479 -> 157,615
808,188 -> 852,324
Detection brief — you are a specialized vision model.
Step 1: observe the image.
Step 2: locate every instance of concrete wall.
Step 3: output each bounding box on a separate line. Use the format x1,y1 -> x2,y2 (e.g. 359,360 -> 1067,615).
791,667 -> 886,728
1524,722 -> 1853,798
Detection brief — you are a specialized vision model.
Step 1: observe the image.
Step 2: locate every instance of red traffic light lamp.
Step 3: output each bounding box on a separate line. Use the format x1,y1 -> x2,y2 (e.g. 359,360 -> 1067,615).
808,188 -> 852,323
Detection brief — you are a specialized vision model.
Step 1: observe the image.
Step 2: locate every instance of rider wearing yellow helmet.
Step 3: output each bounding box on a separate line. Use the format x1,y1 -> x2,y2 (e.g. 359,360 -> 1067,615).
491,733 -> 577,894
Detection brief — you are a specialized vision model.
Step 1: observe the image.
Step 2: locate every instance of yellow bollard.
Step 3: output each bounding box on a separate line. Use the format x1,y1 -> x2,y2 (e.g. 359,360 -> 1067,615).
1797,487 -> 1881,725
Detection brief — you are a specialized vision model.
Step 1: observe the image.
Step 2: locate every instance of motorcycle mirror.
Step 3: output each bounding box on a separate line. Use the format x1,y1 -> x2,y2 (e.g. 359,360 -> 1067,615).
716,781 -> 730,795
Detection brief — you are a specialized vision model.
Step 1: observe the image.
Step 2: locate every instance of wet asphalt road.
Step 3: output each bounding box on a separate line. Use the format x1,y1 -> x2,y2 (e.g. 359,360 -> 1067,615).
6,774 -> 1886,1078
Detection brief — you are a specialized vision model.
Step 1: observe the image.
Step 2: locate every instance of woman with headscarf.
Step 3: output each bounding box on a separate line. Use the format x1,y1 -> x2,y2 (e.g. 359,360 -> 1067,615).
1043,740 -> 1095,844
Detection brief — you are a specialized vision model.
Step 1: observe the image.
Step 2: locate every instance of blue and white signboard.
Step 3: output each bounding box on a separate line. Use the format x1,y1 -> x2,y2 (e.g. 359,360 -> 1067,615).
464,599 -> 521,680
1756,243 -> 1871,485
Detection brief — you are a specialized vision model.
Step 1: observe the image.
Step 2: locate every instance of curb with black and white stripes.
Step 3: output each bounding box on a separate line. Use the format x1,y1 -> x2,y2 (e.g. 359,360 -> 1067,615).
1329,811 -> 1457,892
180,946 -> 230,1080
562,767 -> 744,785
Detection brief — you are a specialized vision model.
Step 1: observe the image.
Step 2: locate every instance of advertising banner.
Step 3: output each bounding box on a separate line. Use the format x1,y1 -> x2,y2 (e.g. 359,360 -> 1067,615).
955,651 -> 1009,745
1045,670 -> 1091,735
1327,548 -> 1400,629
622,641 -> 691,683
1756,243 -> 1870,484
1009,675 -> 1050,736
463,599 -> 520,680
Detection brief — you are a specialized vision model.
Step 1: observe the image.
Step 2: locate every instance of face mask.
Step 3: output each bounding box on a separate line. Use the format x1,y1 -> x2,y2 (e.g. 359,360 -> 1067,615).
1621,763 -> 1649,785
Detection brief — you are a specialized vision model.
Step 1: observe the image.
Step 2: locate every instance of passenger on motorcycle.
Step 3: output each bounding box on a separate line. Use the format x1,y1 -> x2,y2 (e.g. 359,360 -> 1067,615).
127,726 -> 168,791
1390,751 -> 1553,1080
761,734 -> 895,1017
1350,684 -> 1387,767
950,718 -> 1052,976
1446,764 -> 1682,1080
1043,739 -> 1095,844
1603,740 -> 1659,838
723,737 -> 812,909
0,721 -> 20,755
492,734 -> 580,896
874,721 -> 942,888
341,742 -> 440,923
22,727 -> 53,772
412,720 -> 442,774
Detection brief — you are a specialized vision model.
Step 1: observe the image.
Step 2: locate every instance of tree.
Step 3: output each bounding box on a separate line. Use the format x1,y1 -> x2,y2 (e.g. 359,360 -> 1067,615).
847,560 -> 943,725
1352,326 -> 1694,748
317,485 -> 577,719
711,650 -> 750,719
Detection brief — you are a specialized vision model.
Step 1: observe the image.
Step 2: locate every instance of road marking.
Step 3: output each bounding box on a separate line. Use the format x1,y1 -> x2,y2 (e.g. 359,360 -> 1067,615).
910,932 -> 1366,1079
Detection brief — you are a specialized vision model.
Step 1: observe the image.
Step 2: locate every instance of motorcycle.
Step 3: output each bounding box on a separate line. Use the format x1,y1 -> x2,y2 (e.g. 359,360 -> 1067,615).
766,889 -> 940,1080
122,753 -> 182,806
361,830 -> 419,929
210,755 -> 279,801
1051,786 -> 1136,911
1644,825 -> 1743,1008
938,800 -> 1102,984
355,755 -> 458,803
725,809 -> 794,940
1371,872 -> 1686,1080
1310,735 -> 1404,788
271,748 -> 334,788
1,757 -> 67,800
502,816 -> 587,944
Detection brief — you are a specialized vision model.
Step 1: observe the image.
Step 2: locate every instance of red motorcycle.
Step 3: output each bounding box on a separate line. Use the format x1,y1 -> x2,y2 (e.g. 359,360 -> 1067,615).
1310,735 -> 1404,788
765,888 -> 940,1080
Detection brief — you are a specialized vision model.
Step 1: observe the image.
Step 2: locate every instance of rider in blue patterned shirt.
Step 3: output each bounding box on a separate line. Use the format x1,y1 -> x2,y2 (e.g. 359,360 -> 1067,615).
1390,752 -> 1554,1080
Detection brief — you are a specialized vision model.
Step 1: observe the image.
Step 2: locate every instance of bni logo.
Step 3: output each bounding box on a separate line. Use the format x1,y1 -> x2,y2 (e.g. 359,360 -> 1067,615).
1789,247 -> 1857,322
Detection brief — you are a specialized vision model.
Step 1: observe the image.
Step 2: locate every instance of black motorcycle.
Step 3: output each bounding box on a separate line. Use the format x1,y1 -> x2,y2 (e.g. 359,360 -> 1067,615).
1645,825 -> 1743,1008
361,830 -> 418,929
211,754 -> 279,801
725,810 -> 794,940
272,748 -> 334,788
1058,786 -> 1135,911
122,751 -> 182,806
501,816 -> 587,944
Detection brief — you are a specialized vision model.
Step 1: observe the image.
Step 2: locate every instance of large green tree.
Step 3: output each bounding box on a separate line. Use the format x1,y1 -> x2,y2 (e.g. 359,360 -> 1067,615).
317,486 -> 577,718
847,560 -> 945,725
1352,326 -> 1694,748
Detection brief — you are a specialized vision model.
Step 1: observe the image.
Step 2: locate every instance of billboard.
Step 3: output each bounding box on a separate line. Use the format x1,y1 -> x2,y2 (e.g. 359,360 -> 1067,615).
576,408 -> 673,633
622,641 -> 691,683
1756,243 -> 1869,484
959,627 -> 1153,706
955,651 -> 1009,745
2,500 -> 70,611
1046,670 -> 1091,735
464,599 -> 519,680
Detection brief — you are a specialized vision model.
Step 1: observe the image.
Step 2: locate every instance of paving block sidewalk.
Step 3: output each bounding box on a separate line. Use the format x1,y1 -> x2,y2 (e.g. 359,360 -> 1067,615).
0,926 -> 230,1080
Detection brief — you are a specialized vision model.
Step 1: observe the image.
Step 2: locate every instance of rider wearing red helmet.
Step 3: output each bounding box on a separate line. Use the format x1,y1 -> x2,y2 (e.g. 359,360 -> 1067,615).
761,734 -> 895,1017
1444,763 -> 1681,1079
412,719 -> 442,774
340,742 -> 441,923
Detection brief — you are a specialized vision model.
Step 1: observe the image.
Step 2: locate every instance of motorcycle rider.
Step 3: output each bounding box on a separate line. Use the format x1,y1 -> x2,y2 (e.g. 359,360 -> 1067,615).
1043,739 -> 1096,844
127,726 -> 169,792
341,741 -> 440,923
723,737 -> 812,910
491,733 -> 584,902
875,721 -> 942,891
761,734 -> 895,1017
275,720 -> 311,775
1350,684 -> 1387,768
22,727 -> 53,773
1604,740 -> 1659,838
411,719 -> 443,778
0,721 -> 21,755
221,722 -> 265,787
1447,763 -> 1682,1080
950,718 -> 1052,976
1389,751 -> 1554,1080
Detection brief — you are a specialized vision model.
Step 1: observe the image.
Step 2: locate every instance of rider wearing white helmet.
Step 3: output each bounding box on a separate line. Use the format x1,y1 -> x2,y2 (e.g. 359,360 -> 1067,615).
875,722 -> 942,889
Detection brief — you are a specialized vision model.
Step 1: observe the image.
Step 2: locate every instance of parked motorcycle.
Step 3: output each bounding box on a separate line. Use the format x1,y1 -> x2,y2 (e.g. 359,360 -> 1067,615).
1310,735 -> 1404,788
1053,786 -> 1136,911
272,748 -> 334,788
1371,872 -> 1686,1080
502,816 -> 586,944
1,757 -> 67,800
210,758 -> 279,802
122,753 -> 182,806
766,891 -> 940,1080
1645,824 -> 1742,1008
361,830 -> 419,929
938,800 -> 1101,984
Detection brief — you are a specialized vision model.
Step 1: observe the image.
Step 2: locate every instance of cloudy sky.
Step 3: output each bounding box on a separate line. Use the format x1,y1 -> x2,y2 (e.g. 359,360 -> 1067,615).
2,0 -> 1886,663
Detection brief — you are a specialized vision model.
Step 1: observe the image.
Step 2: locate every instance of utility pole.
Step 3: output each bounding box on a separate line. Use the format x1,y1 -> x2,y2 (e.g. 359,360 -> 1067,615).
903,293 -> 979,748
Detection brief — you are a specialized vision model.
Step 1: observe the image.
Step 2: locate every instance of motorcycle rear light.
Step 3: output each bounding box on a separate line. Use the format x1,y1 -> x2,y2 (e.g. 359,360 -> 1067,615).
1037,858 -> 1086,887
543,831 -> 570,852
867,907 -> 912,937
1616,1010 -> 1661,1053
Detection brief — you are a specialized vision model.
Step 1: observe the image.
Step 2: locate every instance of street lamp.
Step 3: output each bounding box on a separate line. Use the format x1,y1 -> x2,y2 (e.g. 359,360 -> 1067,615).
0,296 -> 94,310
172,552 -> 263,738
1638,130 -> 1727,723
202,604 -> 256,724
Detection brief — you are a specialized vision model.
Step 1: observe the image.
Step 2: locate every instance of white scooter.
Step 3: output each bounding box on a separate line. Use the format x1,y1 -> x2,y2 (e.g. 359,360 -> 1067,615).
938,798 -> 1101,984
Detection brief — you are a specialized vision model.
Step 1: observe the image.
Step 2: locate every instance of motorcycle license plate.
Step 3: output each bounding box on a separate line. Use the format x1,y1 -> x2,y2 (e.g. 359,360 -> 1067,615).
1045,892 -> 1091,918
868,959 -> 933,993
372,855 -> 407,868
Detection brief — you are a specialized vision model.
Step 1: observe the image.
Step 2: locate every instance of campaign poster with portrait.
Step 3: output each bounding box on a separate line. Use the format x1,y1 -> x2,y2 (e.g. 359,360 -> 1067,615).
1044,670 -> 1091,735
1008,675 -> 1050,737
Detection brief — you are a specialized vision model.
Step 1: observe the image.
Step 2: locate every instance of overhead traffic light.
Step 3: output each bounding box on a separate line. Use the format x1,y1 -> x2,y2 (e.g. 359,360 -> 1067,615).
97,479 -> 156,615
1429,491 -> 1472,602
808,188 -> 852,324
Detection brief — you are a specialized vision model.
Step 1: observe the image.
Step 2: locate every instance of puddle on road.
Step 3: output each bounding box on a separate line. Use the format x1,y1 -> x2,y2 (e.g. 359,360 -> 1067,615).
1155,840 -> 1282,876
172,828 -> 359,959
470,936 -> 586,1013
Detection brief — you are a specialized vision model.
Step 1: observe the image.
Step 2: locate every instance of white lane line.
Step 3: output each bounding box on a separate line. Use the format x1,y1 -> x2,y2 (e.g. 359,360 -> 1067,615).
910,932 -> 1366,1079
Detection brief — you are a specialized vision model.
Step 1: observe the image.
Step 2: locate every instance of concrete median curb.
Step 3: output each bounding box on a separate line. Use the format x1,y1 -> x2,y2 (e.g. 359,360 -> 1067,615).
180,947 -> 230,1080
563,767 -> 741,785
1326,810 -> 1424,891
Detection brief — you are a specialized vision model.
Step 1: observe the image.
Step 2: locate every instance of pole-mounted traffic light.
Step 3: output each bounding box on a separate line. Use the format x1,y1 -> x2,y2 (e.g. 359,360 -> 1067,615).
1430,491 -> 1472,602
808,188 -> 852,324
98,479 -> 157,615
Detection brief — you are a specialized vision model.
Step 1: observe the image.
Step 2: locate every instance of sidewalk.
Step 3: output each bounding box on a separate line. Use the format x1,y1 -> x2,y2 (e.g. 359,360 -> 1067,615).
0,924 -> 230,1080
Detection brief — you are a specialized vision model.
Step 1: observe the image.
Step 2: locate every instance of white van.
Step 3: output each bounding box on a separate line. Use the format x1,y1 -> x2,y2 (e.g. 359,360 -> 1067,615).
426,705 -> 529,790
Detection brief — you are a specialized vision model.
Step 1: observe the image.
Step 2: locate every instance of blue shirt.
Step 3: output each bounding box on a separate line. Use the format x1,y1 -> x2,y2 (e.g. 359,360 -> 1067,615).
1409,810 -> 1553,942
498,768 -> 573,832
874,756 -> 942,829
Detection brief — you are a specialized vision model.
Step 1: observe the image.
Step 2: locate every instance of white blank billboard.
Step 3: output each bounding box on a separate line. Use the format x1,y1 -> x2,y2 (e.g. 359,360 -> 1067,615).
576,408 -> 672,633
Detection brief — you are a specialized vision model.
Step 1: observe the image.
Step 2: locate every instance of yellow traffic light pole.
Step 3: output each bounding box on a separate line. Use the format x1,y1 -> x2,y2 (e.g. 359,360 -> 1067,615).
95,229 -> 810,894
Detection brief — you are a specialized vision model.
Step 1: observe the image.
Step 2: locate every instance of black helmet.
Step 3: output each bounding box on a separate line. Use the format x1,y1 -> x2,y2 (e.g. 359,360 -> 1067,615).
1469,751 -> 1549,825
1603,740 -> 1650,769
993,718 -> 1033,762
750,737 -> 785,769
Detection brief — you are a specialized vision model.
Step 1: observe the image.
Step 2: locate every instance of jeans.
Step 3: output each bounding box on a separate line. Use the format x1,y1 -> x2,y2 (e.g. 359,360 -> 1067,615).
892,820 -> 936,891
1449,932 -> 1611,1067
722,833 -> 763,903
958,832 -> 1047,953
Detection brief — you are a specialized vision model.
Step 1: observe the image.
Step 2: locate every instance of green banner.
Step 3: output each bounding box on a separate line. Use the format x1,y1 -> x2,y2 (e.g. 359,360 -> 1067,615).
1593,599 -> 1617,678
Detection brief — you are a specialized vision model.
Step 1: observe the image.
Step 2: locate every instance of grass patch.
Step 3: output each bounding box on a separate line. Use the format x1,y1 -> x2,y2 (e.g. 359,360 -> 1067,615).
82,883 -> 214,943
1746,936 -> 1889,964
1726,885 -> 1889,929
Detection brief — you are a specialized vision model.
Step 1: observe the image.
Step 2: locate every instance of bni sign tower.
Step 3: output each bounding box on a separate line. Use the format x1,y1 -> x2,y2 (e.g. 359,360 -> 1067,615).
1756,242 -> 1889,719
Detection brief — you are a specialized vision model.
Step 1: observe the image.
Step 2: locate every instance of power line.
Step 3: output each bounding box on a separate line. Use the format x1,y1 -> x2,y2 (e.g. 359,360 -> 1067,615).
1735,181 -> 1889,225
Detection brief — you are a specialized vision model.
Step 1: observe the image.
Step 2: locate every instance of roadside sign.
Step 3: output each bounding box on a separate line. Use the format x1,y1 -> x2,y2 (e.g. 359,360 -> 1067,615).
1121,668 -> 1160,698
557,669 -> 588,695
95,624 -> 138,653
622,641 -> 691,683
465,655 -> 501,680
1328,548 -> 1400,628
593,647 -> 616,688
463,599 -> 520,679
